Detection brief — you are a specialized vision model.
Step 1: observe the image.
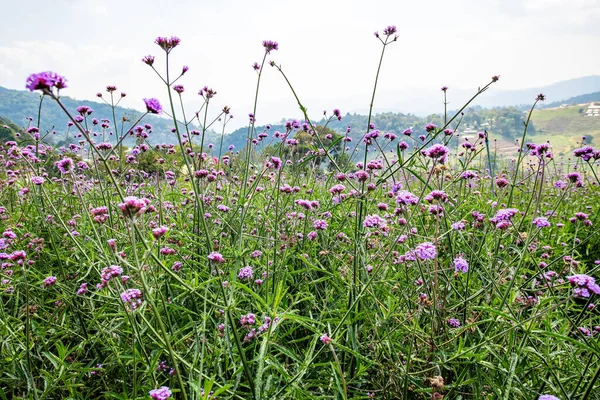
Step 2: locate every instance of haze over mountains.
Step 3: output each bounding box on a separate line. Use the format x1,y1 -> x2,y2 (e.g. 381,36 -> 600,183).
1,75 -> 599,146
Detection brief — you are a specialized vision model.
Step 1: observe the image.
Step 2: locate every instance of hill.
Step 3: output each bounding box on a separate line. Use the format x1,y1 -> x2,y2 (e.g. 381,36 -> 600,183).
529,104 -> 600,154
0,86 -> 198,145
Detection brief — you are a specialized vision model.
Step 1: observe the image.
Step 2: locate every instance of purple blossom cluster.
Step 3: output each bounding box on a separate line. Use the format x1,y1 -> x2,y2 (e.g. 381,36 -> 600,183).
567,274 -> 600,298
120,288 -> 143,311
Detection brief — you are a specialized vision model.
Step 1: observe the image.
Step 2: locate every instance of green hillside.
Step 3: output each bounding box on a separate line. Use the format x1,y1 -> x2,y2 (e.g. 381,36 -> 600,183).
0,116 -> 19,142
530,104 -> 600,153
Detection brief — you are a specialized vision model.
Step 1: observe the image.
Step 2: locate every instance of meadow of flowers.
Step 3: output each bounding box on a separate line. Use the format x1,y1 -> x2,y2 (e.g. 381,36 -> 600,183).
1,27 -> 600,400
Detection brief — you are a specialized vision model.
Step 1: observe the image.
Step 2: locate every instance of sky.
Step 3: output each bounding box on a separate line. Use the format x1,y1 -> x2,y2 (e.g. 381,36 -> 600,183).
1,0 -> 599,131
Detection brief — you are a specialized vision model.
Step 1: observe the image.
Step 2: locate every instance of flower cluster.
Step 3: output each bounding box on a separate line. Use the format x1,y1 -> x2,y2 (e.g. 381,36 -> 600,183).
149,386 -> 172,400
120,289 -> 143,311
567,274 -> 600,298
26,71 -> 68,93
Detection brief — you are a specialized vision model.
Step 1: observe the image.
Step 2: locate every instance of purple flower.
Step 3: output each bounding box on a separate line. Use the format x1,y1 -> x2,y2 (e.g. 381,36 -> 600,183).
56,157 -> 74,174
333,108 -> 342,121
425,123 -> 437,133
313,219 -> 328,230
42,276 -> 57,288
533,217 -> 551,228
454,256 -> 469,273
395,190 -> 419,205
31,176 -> 45,185
142,55 -> 155,66
238,266 -> 254,280
538,396 -> 560,400
383,25 -> 397,36
262,40 -> 279,53
155,36 -> 181,53
414,242 -> 437,260
26,71 -> 68,92
208,251 -> 225,263
424,144 -> 449,163
173,85 -> 184,94
149,386 -> 172,400
447,318 -> 461,328
363,214 -> 387,229
567,274 -> 600,298
144,98 -> 162,114
118,196 -> 148,218
121,289 -> 143,311
320,333 -> 333,344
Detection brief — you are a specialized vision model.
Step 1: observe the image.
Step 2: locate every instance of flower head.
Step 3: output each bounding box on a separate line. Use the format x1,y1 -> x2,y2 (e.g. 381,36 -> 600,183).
143,98 -> 162,114
454,256 -> 469,273
262,40 -> 279,53
26,71 -> 68,93
149,386 -> 172,400
155,36 -> 181,53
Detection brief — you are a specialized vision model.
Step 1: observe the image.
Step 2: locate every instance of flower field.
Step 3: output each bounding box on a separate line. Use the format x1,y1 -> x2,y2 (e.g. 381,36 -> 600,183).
1,29 -> 599,400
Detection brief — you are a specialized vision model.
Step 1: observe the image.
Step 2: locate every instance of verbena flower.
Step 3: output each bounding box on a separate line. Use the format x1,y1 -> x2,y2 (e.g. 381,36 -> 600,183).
149,386 -> 172,400
42,276 -> 57,287
120,289 -> 143,311
454,256 -> 469,273
414,242 -> 437,260
262,40 -> 279,53
26,71 -> 68,92
143,98 -> 162,114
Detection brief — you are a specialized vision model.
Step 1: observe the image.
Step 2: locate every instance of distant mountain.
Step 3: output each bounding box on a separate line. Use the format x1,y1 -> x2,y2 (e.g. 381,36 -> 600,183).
478,76 -> 600,109
0,86 -> 196,145
370,75 -> 600,116
0,116 -> 19,142
541,91 -> 600,109
3,76 -> 600,153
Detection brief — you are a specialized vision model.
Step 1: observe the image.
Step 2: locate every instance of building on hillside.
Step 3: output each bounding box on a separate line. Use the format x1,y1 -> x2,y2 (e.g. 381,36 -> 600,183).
584,102 -> 600,116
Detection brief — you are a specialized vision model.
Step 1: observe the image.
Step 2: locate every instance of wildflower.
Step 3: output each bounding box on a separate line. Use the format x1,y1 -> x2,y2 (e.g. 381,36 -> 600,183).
149,386 -> 172,400
143,98 -> 162,114
533,217 -> 551,228
155,36 -> 180,53
414,242 -> 437,260
56,157 -> 74,174
383,25 -> 397,36
424,144 -> 449,164
313,219 -> 328,230
454,256 -> 469,273
118,196 -> 148,218
425,123 -> 437,133
42,276 -> 57,287
152,226 -> 168,239
395,190 -> 419,205
262,40 -> 279,53
120,289 -> 143,311
26,71 -> 68,92
320,333 -> 333,344
446,318 -> 461,328
333,108 -> 342,121
31,176 -> 45,185
142,55 -> 155,66
538,395 -> 560,400
238,266 -> 253,280
490,208 -> 519,228
451,221 -> 466,231
240,313 -> 256,327
208,251 -> 225,263
363,214 -> 387,229
100,265 -> 123,283
567,274 -> 600,298
77,283 -> 88,295
173,85 -> 184,94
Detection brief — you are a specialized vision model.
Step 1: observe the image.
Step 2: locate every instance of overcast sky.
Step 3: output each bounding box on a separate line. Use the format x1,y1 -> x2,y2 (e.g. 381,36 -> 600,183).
1,0 -> 599,131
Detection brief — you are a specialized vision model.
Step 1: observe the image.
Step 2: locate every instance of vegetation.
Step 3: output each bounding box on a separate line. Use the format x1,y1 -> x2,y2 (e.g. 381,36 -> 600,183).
0,31 -> 599,400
